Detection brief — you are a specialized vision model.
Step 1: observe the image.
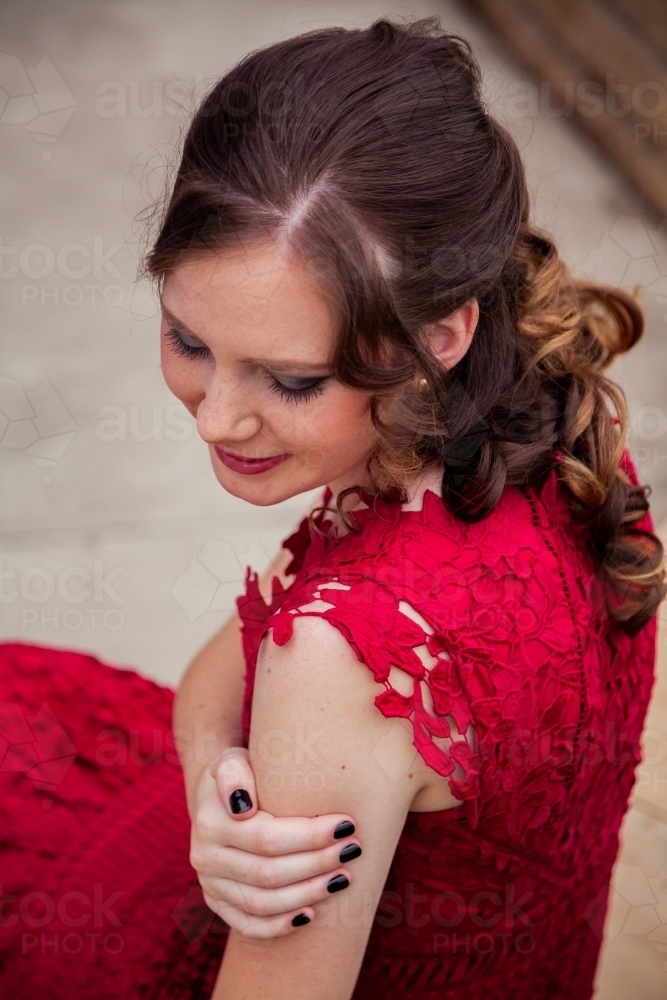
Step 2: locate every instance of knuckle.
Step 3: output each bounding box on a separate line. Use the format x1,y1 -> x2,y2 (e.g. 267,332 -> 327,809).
252,860 -> 273,889
198,879 -> 216,901
201,891 -> 221,916
255,827 -> 279,857
217,755 -> 250,791
244,890 -> 272,918
195,870 -> 215,895
238,921 -> 265,940
190,841 -> 217,873
189,847 -> 205,871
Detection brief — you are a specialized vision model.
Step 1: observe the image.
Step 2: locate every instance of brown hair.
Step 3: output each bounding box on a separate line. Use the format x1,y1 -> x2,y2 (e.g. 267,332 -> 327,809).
145,17 -> 665,634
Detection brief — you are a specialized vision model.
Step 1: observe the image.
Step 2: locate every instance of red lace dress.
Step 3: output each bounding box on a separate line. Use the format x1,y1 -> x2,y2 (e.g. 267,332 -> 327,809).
237,469 -> 657,999
0,464 -> 657,999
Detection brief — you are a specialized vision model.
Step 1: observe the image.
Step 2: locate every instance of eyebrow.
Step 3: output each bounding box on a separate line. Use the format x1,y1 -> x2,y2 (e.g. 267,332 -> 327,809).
160,303 -> 331,374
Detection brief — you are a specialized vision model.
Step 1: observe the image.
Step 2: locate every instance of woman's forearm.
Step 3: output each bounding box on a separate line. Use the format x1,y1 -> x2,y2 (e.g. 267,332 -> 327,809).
173,538 -> 300,817
173,614 -> 246,817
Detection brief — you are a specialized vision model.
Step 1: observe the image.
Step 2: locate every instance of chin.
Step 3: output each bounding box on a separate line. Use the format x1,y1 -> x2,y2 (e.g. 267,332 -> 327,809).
210,465 -> 309,506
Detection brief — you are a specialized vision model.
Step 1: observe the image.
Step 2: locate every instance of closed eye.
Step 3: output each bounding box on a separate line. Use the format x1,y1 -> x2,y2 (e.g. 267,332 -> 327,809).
164,325 -> 327,401
164,327 -> 210,359
268,373 -> 327,403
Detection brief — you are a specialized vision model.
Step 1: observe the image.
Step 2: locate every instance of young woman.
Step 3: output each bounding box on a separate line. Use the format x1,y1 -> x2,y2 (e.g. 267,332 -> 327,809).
0,17 -> 663,1000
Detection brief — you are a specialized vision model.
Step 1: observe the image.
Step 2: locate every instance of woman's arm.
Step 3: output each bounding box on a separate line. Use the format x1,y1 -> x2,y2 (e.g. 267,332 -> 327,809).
173,610 -> 246,817
174,525 -> 365,939
173,540 -> 296,816
212,615 -> 433,1000
174,497 -> 322,814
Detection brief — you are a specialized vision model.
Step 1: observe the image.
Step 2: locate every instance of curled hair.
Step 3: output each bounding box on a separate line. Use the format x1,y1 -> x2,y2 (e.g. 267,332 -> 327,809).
145,17 -> 665,633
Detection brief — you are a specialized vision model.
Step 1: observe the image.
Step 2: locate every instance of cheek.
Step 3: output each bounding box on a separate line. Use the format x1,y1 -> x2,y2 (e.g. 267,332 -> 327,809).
160,340 -> 204,412
298,389 -> 374,456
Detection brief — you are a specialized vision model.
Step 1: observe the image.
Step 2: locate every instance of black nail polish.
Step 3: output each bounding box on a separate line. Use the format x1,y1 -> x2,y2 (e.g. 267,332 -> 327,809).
292,913 -> 310,927
327,874 -> 349,893
229,788 -> 252,814
339,844 -> 362,863
333,821 -> 355,840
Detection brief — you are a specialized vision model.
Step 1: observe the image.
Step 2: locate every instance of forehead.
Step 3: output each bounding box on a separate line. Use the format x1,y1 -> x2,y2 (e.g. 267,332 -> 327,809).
160,245 -> 336,361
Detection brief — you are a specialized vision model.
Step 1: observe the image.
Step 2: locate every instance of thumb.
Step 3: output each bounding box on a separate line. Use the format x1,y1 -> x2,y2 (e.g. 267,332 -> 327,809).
213,747 -> 258,820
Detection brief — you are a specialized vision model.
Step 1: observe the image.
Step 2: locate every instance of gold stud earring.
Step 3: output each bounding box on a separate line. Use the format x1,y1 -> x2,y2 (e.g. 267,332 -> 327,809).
418,378 -> 428,395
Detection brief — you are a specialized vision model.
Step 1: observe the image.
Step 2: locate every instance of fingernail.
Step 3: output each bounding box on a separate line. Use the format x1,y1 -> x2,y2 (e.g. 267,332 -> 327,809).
327,874 -> 349,893
291,913 -> 310,927
333,821 -> 355,840
339,844 -> 362,863
229,788 -> 253,814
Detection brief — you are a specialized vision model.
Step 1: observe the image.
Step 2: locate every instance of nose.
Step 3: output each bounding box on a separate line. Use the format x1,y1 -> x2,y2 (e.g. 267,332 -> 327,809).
195,377 -> 262,444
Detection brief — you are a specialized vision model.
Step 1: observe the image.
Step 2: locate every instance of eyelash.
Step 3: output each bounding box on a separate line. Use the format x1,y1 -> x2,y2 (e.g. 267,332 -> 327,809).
165,327 -> 326,403
165,327 -> 210,360
267,376 -> 326,404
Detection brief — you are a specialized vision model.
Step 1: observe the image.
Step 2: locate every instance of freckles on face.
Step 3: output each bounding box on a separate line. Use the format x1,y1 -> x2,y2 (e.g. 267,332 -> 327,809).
158,245 -> 377,505
159,327 -> 205,418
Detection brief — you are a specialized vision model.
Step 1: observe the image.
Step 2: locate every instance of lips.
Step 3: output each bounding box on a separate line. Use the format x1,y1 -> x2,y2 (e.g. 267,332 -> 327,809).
214,446 -> 289,475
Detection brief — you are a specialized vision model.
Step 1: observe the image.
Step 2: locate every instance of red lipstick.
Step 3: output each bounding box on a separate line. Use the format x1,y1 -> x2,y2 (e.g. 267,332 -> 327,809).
214,447 -> 289,475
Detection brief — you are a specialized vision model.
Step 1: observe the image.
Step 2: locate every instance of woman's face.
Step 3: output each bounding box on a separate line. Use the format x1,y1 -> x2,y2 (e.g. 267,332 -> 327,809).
160,244 -> 377,506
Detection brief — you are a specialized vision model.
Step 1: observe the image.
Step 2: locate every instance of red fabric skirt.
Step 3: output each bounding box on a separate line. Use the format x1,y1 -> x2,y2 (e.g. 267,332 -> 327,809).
0,642 -> 225,999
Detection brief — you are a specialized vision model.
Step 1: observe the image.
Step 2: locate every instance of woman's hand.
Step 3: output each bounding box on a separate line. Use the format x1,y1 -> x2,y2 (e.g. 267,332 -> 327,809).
190,747 -> 361,939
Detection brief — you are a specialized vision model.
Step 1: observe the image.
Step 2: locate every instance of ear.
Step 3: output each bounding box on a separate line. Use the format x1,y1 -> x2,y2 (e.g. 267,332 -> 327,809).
426,298 -> 479,371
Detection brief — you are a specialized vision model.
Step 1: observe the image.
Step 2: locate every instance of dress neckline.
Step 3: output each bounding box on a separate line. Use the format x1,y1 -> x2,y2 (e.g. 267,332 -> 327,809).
320,465 -> 444,538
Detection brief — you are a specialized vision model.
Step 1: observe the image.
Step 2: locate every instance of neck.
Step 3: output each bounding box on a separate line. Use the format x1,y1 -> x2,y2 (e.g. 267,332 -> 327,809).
327,463 -> 443,513
400,464 -> 443,511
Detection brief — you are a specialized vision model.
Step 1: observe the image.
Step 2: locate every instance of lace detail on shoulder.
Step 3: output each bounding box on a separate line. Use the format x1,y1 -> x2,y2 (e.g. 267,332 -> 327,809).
244,569 -> 480,804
